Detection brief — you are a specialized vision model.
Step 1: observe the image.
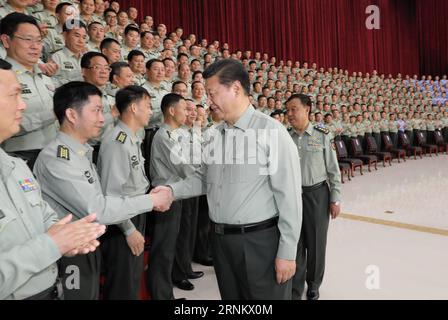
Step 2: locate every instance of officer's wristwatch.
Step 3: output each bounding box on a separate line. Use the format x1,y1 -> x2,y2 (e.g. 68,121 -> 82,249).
332,201 -> 341,206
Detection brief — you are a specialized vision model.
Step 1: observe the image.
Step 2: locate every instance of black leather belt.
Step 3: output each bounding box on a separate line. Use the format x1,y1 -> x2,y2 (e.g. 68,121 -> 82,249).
25,278 -> 63,300
302,181 -> 327,193
212,217 -> 279,235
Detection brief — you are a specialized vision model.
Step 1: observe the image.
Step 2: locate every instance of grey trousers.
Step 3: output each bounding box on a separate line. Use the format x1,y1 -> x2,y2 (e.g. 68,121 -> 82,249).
292,183 -> 330,300
212,224 -> 291,300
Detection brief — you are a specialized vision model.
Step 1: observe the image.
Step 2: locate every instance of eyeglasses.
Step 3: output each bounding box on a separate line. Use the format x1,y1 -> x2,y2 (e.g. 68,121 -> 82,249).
88,65 -> 111,72
12,35 -> 43,45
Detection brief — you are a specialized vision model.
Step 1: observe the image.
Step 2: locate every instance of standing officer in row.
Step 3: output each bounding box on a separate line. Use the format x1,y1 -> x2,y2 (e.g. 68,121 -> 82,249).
286,94 -> 342,300
97,85 -> 153,300
0,59 -> 105,300
33,81 -> 173,300
147,93 -> 196,300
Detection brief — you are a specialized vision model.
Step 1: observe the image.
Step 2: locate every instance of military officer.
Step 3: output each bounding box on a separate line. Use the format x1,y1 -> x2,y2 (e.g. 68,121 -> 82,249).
147,93 -> 197,300
388,113 -> 399,148
371,113 -> 382,150
86,21 -> 104,52
286,94 -> 341,300
97,85 -> 153,300
0,58 -> 105,300
33,81 -> 172,300
127,49 -> 147,86
1,13 -> 57,170
49,19 -> 86,87
172,99 -> 204,291
80,51 -> 117,160
142,59 -> 170,127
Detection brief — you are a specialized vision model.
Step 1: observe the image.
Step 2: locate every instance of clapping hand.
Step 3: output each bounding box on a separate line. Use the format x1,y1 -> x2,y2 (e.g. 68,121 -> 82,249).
149,186 -> 174,212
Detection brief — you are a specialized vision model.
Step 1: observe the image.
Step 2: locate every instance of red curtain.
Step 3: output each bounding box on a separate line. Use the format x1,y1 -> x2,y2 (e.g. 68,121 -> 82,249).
118,0 -> 446,77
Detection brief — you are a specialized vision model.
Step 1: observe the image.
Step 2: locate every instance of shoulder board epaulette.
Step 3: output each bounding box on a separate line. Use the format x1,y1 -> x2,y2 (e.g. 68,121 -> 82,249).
314,125 -> 330,135
57,145 -> 70,160
116,131 -> 127,144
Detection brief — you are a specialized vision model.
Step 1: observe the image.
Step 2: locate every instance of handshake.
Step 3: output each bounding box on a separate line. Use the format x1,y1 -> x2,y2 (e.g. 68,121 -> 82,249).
149,186 -> 174,212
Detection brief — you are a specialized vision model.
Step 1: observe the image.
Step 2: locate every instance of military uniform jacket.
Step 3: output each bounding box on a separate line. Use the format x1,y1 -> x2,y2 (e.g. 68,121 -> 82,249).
33,132 -> 154,225
0,148 -> 60,300
290,123 -> 341,202
142,81 -> 170,127
51,47 -> 83,87
3,57 -> 57,152
169,105 -> 302,261
97,121 -> 150,236
149,123 -> 196,187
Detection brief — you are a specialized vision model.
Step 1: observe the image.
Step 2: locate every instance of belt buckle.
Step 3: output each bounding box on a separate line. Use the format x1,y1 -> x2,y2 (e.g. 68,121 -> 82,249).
214,224 -> 225,235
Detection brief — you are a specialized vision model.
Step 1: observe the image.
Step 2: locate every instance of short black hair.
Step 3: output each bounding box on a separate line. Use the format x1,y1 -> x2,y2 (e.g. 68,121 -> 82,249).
124,25 -> 139,36
172,80 -> 187,90
109,61 -> 130,83
63,19 -> 86,33
286,94 -> 313,116
100,37 -> 120,51
0,13 -> 39,38
88,21 -> 103,31
81,51 -> 109,68
146,58 -> 163,70
128,49 -> 145,62
56,2 -> 72,14
286,94 -> 312,108
161,93 -> 184,115
54,81 -> 102,125
203,59 -> 250,96
0,59 -> 12,70
115,85 -> 150,114
104,8 -> 117,18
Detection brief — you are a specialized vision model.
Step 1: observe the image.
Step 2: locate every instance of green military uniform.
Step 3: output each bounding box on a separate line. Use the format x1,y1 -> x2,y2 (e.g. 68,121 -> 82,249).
121,46 -> 136,62
172,125 -> 202,286
140,48 -> 160,62
50,47 -> 83,87
43,25 -> 65,60
405,118 -> 415,146
341,120 -> 351,145
86,41 -> 101,53
97,121 -> 150,300
88,88 -> 116,152
289,123 -> 341,300
169,105 -> 302,300
372,119 -> 382,150
33,132 -> 154,299
33,10 -> 58,29
142,81 -> 170,127
3,57 -> 57,170
147,123 -> 196,300
0,148 -> 61,300
389,120 -> 399,148
0,3 -> 32,19
134,73 -> 146,86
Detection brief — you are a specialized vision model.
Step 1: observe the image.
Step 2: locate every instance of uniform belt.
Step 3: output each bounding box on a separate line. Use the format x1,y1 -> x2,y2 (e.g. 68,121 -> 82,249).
302,181 -> 327,193
24,278 -> 63,300
212,217 -> 279,235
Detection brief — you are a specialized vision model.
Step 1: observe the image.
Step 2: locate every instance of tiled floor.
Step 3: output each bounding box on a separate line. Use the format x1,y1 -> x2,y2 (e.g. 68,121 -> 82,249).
174,154 -> 448,300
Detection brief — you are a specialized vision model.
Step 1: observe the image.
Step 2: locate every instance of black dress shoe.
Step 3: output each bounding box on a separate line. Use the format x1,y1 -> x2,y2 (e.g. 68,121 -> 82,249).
195,257 -> 213,266
174,279 -> 195,291
306,289 -> 319,300
187,271 -> 204,279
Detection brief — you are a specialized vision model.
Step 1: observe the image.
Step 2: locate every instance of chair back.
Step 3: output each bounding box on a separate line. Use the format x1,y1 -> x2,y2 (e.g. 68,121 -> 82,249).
335,140 -> 348,158
366,136 -> 378,153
